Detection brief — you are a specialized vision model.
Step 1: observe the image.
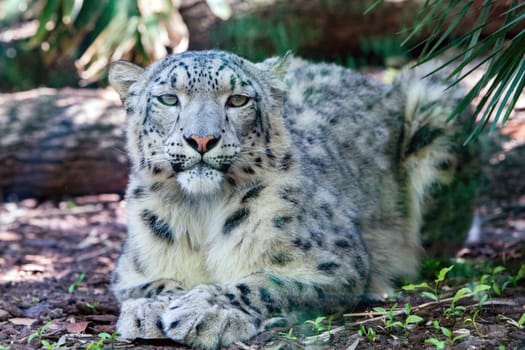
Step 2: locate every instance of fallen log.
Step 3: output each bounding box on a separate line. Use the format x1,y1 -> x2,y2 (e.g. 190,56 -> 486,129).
0,88 -> 128,200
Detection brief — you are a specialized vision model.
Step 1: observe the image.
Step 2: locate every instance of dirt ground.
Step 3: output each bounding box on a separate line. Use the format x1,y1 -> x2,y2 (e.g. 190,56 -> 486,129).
1,113 -> 525,349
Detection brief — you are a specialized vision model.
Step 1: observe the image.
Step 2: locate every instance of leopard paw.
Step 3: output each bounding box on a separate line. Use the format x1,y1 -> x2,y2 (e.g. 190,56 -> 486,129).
162,286 -> 261,349
117,296 -> 171,339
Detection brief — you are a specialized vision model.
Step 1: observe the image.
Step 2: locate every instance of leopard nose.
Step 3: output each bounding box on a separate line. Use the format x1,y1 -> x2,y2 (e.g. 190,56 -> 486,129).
184,134 -> 221,154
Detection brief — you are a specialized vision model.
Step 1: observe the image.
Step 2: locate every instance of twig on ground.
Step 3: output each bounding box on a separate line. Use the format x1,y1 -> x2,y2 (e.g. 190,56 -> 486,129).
344,292 -> 481,327
302,325 -> 346,345
3,205 -> 105,224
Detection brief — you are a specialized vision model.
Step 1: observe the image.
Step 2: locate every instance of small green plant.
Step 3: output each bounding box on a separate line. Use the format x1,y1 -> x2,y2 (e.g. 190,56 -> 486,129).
404,302 -> 412,315
444,284 -> 491,318
65,200 -> 77,209
403,265 -> 454,301
68,273 -> 86,294
279,328 -> 298,341
481,266 -> 510,295
425,336 -> 446,350
474,263 -> 525,299
476,264 -> 525,297
85,302 -> 99,312
358,324 -> 376,342
40,340 -> 60,350
427,320 -> 469,348
304,316 -> 333,333
86,332 -> 118,350
402,314 -> 424,329
11,295 -> 42,306
0,345 -> 11,350
509,264 -> 525,287
372,303 -> 423,335
28,321 -> 52,345
502,313 -> 525,330
464,308 -> 481,332
519,313 -> 525,329
27,321 -> 59,349
403,302 -> 426,328
373,303 -> 398,329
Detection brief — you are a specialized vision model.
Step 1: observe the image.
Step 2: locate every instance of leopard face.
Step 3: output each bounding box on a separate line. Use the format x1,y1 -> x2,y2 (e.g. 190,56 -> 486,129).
110,51 -> 287,195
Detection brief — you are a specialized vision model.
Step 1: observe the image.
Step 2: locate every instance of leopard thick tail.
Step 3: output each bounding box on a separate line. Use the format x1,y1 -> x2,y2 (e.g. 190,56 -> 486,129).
396,62 -> 475,257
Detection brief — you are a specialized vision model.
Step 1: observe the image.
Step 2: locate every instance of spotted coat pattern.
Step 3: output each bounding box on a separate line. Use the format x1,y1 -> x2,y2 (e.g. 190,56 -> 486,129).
108,50 -> 465,349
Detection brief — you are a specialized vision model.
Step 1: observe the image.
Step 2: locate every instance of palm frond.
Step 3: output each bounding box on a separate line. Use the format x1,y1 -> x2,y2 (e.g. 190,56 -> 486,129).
26,0 -> 232,84
369,0 -> 525,142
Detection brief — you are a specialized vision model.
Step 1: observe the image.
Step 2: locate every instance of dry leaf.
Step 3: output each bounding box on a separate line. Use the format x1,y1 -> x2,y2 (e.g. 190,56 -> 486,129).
66,321 -> 90,333
9,317 -> 37,326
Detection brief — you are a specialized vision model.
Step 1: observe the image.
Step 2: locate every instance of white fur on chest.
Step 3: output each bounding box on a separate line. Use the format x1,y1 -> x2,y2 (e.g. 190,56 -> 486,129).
127,191 -> 260,288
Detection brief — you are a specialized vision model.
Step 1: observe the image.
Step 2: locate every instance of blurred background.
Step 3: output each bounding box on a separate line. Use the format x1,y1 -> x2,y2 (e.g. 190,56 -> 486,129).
0,0 -> 523,200
0,0 -> 524,244
0,0 -> 521,89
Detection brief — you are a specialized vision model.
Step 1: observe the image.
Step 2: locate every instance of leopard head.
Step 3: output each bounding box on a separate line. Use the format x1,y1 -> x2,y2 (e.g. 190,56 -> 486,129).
109,50 -> 292,196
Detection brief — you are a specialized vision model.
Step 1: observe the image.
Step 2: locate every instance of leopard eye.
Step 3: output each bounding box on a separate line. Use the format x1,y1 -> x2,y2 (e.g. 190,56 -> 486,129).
157,94 -> 179,106
226,95 -> 250,108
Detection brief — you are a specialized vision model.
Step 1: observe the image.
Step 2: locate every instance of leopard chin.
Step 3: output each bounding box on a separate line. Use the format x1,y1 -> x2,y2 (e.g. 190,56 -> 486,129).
176,164 -> 224,195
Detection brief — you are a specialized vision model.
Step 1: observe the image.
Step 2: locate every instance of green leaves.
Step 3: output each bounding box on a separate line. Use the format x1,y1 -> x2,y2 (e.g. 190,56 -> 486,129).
278,328 -> 298,341
357,261 -> 522,348
27,321 -> 54,346
30,0 -> 61,45
27,0 -> 195,83
421,291 -> 439,301
405,314 -> 424,325
518,313 -> 525,329
85,332 -> 118,350
371,302 -> 424,333
428,320 -> 469,348
61,0 -> 83,25
425,336 -> 446,350
304,316 -> 333,333
358,324 -> 376,342
68,272 -> 85,294
371,0 -> 525,142
402,266 -> 455,302
436,266 -> 454,283
402,281 -> 430,291
451,287 -> 471,304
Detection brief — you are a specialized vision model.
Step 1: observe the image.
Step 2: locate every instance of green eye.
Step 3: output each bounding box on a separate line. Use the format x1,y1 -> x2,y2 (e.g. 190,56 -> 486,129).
226,95 -> 250,108
157,94 -> 179,106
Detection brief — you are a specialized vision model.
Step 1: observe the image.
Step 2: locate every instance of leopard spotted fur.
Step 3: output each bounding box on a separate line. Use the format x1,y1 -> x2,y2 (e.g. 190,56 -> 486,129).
108,50 -> 467,349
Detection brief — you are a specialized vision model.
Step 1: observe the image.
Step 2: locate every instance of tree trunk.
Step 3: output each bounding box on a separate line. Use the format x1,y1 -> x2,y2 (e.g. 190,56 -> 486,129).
0,88 -> 128,201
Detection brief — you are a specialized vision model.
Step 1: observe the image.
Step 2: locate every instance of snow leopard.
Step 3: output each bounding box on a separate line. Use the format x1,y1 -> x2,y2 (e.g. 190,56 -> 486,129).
108,50 -> 470,349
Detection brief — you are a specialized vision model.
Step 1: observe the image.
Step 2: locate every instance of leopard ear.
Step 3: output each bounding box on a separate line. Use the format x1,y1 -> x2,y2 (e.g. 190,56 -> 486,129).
108,60 -> 144,101
257,51 -> 293,81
